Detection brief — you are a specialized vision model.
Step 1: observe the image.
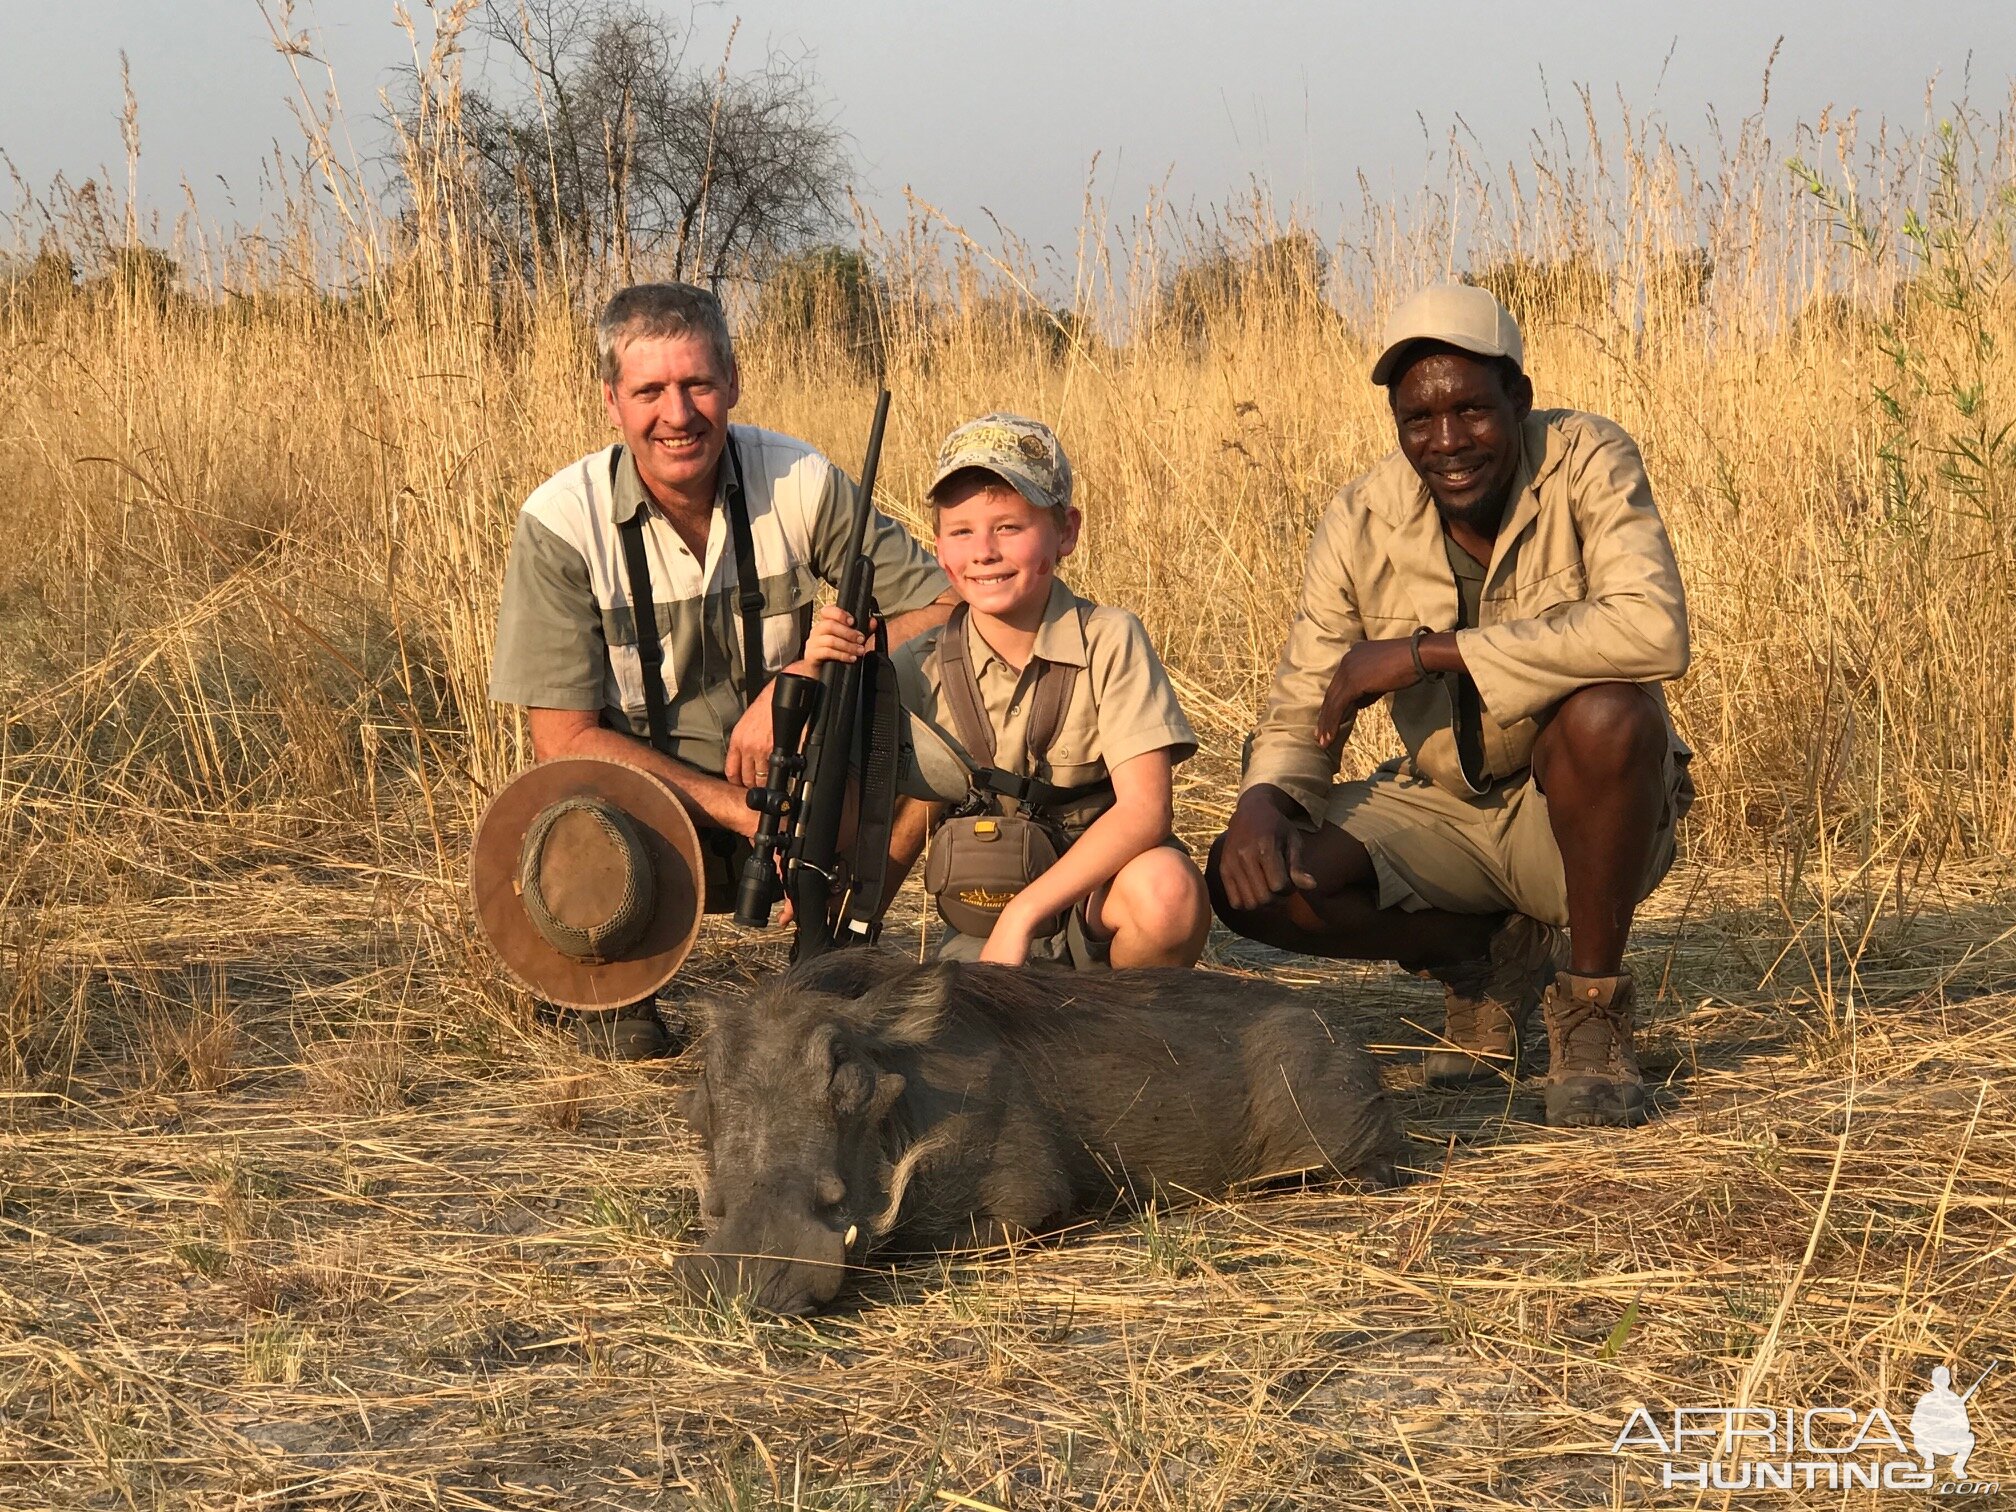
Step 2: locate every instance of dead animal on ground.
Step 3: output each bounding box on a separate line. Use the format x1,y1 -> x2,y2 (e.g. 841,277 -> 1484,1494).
676,950 -> 1402,1314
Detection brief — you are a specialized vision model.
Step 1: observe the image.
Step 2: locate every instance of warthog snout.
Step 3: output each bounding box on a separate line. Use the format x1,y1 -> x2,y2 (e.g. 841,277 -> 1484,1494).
676,1044 -> 894,1315
676,1196 -> 853,1316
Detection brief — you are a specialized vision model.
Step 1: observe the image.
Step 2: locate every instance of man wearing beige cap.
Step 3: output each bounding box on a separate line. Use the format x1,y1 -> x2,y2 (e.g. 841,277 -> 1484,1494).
1209,283 -> 1692,1128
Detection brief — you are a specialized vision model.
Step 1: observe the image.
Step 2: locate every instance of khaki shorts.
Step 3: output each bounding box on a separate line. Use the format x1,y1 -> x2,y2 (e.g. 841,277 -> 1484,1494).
1327,749 -> 1692,928
933,903 -> 1111,971
928,835 -> 1192,971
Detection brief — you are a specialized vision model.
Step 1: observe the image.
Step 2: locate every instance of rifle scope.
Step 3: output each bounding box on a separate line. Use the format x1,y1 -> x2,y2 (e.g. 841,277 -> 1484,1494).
733,670 -> 821,928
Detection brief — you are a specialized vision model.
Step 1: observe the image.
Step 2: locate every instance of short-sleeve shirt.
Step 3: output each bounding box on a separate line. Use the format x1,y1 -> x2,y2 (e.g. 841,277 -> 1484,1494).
892,578 -> 1197,804
489,425 -> 949,776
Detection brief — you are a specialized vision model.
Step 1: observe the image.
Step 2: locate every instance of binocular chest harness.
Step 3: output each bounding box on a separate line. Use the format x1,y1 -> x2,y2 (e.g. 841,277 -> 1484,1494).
923,601 -> 1115,938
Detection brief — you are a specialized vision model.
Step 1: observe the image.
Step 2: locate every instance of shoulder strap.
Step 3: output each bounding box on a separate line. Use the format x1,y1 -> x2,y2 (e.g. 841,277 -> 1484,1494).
933,602 -> 998,769
721,430 -> 767,700
1023,658 -> 1078,764
613,447 -> 674,757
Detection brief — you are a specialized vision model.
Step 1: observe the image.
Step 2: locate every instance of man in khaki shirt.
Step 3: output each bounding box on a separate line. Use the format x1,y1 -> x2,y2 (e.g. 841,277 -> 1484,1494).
1210,284 -> 1692,1129
490,283 -> 953,1055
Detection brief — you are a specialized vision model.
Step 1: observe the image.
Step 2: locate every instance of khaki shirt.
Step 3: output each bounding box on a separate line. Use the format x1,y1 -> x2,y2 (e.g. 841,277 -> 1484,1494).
1243,408 -> 1691,824
489,425 -> 950,775
894,579 -> 1198,805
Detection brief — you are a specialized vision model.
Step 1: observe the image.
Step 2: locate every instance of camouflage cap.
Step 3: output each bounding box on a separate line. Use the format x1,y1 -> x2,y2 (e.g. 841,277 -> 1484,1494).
926,413 -> 1074,514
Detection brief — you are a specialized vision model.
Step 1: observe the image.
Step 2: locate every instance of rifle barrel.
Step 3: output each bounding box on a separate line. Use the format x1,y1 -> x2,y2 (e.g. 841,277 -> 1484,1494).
785,389 -> 892,957
832,391 -> 891,631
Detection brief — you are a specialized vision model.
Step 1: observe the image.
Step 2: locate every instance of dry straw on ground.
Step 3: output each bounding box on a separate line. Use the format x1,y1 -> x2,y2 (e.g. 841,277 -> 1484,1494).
2,16 -> 2014,1508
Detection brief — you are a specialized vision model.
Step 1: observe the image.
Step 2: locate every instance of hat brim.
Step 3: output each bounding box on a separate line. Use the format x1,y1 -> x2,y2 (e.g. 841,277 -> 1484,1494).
926,459 -> 1062,515
471,757 -> 705,1011
1368,334 -> 1517,387
901,710 -> 974,803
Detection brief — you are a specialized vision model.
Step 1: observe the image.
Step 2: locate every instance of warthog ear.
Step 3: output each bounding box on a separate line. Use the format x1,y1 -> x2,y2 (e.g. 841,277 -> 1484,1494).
830,1056 -> 876,1116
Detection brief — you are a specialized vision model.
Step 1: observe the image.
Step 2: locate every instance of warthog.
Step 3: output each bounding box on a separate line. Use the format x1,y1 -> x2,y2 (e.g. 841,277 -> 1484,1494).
677,951 -> 1402,1314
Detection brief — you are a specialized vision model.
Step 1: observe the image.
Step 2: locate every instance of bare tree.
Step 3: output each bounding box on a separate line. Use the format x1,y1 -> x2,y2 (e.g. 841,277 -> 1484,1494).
440,0 -> 851,286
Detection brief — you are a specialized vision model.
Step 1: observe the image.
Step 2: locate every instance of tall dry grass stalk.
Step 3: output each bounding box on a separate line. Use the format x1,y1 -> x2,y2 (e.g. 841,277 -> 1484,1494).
2,26 -> 2015,1506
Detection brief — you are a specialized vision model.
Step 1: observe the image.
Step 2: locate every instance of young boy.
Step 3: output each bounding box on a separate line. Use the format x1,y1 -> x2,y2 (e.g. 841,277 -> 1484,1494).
804,413 -> 1211,968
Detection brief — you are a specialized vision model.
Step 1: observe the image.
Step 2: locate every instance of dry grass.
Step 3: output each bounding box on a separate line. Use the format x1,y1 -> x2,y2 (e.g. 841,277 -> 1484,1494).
1,17 -> 2014,1507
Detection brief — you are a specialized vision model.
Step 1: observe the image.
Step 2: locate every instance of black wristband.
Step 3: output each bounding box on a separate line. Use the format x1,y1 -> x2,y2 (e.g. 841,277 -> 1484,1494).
1410,625 -> 1434,680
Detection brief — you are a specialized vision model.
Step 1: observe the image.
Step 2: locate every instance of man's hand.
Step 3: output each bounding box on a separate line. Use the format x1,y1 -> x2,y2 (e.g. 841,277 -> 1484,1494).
724,675 -> 790,787
1317,637 -> 1423,747
1216,785 -> 1317,913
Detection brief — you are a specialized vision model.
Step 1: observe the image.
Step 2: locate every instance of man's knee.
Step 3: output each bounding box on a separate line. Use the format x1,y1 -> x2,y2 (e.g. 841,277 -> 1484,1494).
1543,683 -> 1666,780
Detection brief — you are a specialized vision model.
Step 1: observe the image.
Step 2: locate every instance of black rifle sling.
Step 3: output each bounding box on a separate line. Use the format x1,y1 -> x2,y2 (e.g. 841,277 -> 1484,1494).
839,627 -> 902,940
719,432 -> 769,701
934,602 -> 1110,813
613,434 -> 769,759
614,448 -> 674,758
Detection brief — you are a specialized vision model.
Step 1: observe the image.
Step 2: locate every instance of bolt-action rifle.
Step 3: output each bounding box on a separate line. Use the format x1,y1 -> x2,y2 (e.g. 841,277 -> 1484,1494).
734,391 -> 900,958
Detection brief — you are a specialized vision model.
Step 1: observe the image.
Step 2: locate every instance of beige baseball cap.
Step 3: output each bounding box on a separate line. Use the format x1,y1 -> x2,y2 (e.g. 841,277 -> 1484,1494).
1369,283 -> 1524,386
926,413 -> 1073,514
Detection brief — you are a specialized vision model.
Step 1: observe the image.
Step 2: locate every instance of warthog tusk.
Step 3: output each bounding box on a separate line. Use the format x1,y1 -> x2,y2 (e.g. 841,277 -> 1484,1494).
844,1224 -> 859,1248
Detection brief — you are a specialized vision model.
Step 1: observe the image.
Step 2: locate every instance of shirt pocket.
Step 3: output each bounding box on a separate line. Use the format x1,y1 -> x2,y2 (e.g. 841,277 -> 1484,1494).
758,566 -> 819,672
599,606 -> 648,714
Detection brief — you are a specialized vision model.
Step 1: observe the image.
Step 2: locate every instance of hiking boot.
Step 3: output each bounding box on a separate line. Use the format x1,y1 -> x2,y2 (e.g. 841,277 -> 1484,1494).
1420,914 -> 1568,1088
1540,971 -> 1646,1127
572,1001 -> 671,1061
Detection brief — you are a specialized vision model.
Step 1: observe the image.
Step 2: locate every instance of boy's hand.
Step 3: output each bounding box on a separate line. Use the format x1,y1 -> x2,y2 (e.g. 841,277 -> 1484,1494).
979,903 -> 1039,966
802,604 -> 877,667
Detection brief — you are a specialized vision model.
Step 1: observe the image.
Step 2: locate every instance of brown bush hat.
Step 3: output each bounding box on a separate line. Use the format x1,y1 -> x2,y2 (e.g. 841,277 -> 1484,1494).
471,757 -> 704,1011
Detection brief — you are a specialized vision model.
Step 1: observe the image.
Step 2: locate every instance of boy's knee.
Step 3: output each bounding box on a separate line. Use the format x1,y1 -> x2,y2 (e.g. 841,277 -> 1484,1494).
1109,849 -> 1210,941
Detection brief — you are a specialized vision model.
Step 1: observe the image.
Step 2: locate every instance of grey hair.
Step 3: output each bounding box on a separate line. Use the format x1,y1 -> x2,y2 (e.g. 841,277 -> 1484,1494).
596,282 -> 735,386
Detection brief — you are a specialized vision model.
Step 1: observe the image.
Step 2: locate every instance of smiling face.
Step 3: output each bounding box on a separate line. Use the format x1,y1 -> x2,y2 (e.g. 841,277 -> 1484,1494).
602,331 -> 740,511
1389,347 -> 1534,532
932,474 -> 1081,626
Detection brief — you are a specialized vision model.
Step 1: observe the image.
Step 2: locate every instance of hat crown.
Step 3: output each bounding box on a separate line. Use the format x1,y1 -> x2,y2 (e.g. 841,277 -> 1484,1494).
928,412 -> 1073,513
1370,282 -> 1524,385
519,796 -> 657,962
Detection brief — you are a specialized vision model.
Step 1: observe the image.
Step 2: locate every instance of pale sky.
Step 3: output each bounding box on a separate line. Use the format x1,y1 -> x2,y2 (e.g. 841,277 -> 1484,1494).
3,1 -> 2011,268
